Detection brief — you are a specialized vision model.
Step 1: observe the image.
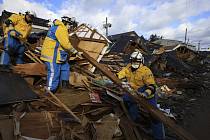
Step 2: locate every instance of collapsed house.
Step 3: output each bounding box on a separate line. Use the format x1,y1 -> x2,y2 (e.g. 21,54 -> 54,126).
0,10 -> 209,140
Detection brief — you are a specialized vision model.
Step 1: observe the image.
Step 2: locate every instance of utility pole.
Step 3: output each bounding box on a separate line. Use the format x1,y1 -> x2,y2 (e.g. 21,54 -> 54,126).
103,17 -> 112,37
198,40 -> 201,52
186,38 -> 189,49
184,28 -> 187,44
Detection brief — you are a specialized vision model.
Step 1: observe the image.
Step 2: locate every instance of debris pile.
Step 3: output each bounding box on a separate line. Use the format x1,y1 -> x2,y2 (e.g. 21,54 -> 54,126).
1,10 -> 210,140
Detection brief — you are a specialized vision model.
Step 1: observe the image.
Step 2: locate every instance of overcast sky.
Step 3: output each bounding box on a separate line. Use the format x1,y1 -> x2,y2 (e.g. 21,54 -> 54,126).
1,0 -> 210,48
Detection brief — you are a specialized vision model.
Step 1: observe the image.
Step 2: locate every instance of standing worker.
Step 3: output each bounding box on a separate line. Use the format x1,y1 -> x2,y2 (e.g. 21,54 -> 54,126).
1,11 -> 36,64
117,50 -> 165,140
40,16 -> 81,93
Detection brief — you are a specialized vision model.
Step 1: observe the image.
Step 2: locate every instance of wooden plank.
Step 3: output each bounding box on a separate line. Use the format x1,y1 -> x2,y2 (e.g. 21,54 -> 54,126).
56,90 -> 91,109
78,41 -> 105,59
45,88 -> 81,123
25,50 -> 43,64
0,117 -> 14,140
12,63 -> 46,76
79,37 -> 107,44
24,52 -> 39,63
19,112 -> 60,139
74,42 -> 197,140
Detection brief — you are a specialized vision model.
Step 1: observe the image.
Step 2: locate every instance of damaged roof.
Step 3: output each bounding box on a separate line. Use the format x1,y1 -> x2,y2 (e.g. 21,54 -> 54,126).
152,39 -> 183,47
107,31 -> 147,53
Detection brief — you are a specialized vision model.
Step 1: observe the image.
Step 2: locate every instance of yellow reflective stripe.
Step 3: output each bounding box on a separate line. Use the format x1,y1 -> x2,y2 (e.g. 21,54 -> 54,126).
146,94 -> 155,99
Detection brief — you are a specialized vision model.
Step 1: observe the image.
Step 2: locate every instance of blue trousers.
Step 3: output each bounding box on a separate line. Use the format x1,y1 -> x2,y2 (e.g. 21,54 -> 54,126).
45,61 -> 70,93
1,32 -> 25,65
123,93 -> 165,140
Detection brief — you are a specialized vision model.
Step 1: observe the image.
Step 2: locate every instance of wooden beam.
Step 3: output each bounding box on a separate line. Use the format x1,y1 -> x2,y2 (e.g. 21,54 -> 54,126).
78,37 -> 107,44
73,65 -> 96,78
73,39 -> 197,140
25,50 -> 43,64
12,63 -> 46,76
45,88 -> 81,123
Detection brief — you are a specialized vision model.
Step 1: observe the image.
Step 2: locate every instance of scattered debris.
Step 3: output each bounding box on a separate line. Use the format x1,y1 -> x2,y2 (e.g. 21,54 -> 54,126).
1,10 -> 210,140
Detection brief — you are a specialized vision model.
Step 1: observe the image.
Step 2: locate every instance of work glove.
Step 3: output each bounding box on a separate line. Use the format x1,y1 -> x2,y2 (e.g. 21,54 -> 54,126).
121,82 -> 130,88
76,51 -> 83,58
9,30 -> 23,40
69,48 -> 83,57
138,92 -> 149,98
121,82 -> 133,92
8,25 -> 14,30
9,30 -> 17,37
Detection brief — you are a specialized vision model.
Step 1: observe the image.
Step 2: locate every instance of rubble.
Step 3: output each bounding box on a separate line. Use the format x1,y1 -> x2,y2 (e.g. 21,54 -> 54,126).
1,10 -> 210,140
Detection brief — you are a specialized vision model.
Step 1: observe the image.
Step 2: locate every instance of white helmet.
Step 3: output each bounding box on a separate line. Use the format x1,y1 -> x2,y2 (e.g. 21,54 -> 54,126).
47,20 -> 53,27
130,50 -> 144,69
130,50 -> 144,63
26,10 -> 37,17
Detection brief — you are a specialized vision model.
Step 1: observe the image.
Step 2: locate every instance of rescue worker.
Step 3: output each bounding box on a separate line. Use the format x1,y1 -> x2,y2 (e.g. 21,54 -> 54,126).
1,11 -> 36,64
117,50 -> 165,140
40,16 -> 81,93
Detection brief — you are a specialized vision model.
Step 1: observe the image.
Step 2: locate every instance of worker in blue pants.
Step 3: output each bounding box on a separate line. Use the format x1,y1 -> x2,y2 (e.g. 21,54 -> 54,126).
1,30 -> 25,64
45,61 -> 70,93
118,50 -> 165,140
1,11 -> 36,65
41,16 -> 82,93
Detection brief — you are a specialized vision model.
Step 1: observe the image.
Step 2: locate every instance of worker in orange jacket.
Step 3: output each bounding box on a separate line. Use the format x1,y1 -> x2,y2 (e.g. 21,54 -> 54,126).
118,50 -> 165,140
1,11 -> 36,64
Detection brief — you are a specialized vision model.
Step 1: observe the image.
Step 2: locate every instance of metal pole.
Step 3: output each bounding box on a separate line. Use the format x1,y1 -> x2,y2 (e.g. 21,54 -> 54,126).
184,28 -> 187,44
198,40 -> 201,52
103,17 -> 111,37
106,17 -> 108,36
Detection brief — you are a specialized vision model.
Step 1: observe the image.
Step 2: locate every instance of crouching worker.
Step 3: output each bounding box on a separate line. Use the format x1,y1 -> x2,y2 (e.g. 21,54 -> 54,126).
117,50 -> 165,140
1,11 -> 36,64
40,16 -> 82,93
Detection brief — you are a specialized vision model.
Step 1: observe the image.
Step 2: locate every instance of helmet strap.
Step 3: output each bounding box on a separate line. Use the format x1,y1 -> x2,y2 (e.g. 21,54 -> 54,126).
131,63 -> 143,71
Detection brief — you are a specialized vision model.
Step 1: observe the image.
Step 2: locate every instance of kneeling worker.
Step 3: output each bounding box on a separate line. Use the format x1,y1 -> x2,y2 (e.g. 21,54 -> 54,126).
117,50 -> 165,140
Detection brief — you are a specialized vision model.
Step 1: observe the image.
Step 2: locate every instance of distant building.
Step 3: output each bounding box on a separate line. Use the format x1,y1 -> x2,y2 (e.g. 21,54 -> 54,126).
107,31 -> 148,63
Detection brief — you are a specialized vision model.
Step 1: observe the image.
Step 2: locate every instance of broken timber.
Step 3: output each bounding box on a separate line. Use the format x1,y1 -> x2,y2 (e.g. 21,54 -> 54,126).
45,88 -> 81,123
73,37 -> 197,140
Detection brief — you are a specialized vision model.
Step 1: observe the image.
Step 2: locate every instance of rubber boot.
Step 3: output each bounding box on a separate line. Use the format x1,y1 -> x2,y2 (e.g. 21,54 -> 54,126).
60,80 -> 72,93
61,80 -> 70,88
